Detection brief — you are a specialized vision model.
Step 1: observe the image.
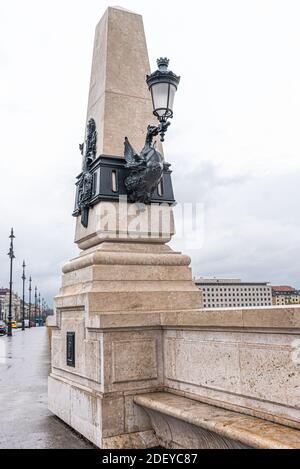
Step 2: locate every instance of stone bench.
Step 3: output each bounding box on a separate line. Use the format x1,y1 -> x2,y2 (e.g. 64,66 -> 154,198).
134,392 -> 300,449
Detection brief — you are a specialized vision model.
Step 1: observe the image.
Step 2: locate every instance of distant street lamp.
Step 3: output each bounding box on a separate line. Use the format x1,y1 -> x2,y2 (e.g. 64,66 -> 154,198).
34,287 -> 37,327
21,261 -> 26,331
38,292 -> 41,326
28,276 -> 32,328
42,298 -> 45,324
7,228 -> 15,337
146,58 -> 180,141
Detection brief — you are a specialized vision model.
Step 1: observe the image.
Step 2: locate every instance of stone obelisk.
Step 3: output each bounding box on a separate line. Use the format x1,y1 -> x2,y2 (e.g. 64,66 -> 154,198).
48,7 -> 202,449
85,6 -> 162,157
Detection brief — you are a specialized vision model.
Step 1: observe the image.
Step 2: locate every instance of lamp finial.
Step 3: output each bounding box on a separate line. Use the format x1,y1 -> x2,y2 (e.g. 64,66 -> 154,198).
157,57 -> 169,71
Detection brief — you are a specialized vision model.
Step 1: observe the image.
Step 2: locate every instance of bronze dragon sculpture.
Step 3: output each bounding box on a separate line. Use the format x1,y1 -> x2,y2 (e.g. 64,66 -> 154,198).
124,121 -> 170,203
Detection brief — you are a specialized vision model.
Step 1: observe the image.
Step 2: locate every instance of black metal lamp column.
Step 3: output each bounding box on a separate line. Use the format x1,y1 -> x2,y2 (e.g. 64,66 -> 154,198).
38,293 -> 41,326
42,298 -> 45,324
28,277 -> 32,328
21,260 -> 26,331
34,287 -> 37,327
7,228 -> 15,337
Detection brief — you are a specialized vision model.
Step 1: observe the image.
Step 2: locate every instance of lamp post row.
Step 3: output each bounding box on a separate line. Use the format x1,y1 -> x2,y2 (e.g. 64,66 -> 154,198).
6,228 -> 46,335
21,260 -> 26,331
7,228 -> 15,337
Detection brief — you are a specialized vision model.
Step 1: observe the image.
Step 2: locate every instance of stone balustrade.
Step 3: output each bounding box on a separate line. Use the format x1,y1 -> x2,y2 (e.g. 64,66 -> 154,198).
49,305 -> 300,448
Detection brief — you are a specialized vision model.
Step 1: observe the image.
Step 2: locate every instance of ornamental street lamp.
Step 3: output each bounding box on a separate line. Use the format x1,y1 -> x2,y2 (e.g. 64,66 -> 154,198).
34,287 -> 37,327
120,57 -> 180,204
38,292 -> 41,326
42,298 -> 45,324
21,260 -> 26,331
7,228 -> 15,337
146,57 -> 180,142
28,276 -> 32,328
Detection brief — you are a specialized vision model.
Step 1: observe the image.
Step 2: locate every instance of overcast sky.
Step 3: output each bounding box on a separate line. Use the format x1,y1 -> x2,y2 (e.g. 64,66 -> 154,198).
0,0 -> 300,305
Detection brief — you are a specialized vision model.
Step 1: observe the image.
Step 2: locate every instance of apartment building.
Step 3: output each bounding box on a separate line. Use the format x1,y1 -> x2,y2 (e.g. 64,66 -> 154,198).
195,278 -> 272,308
272,286 -> 300,305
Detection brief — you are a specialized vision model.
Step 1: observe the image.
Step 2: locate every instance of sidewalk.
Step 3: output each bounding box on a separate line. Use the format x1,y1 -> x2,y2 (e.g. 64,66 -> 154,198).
0,327 -> 93,449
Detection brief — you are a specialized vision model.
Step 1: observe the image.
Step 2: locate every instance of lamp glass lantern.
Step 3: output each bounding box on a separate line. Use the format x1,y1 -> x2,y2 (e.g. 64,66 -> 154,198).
146,58 -> 180,122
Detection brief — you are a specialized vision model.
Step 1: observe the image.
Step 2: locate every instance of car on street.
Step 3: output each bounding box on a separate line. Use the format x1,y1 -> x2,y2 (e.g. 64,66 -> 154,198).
12,320 -> 17,329
0,321 -> 7,335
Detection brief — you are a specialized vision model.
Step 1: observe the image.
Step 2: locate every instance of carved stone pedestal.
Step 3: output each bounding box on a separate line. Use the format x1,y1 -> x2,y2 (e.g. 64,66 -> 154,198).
48,201 -> 202,448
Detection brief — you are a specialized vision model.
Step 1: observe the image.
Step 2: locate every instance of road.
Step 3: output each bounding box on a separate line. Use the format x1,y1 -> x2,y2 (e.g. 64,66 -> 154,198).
0,327 -> 94,449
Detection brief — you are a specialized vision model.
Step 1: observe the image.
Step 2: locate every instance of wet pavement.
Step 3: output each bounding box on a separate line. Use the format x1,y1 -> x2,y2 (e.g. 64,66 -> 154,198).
0,327 -> 94,449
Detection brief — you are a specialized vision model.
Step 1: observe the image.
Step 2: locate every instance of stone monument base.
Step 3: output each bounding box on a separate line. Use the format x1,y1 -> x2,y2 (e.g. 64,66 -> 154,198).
48,239 -> 202,448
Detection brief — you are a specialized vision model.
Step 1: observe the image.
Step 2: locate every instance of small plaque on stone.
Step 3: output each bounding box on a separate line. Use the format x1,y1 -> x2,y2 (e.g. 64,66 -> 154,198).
66,332 -> 75,367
